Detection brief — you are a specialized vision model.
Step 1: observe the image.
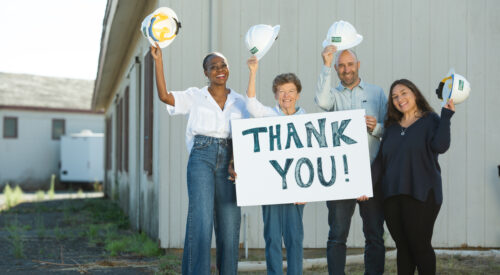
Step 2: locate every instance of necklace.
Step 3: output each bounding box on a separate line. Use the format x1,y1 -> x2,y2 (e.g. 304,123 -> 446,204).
401,127 -> 407,136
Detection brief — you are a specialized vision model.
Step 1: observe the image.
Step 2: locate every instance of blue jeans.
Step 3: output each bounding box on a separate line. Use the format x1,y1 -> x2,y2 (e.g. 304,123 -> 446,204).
262,203 -> 305,275
182,135 -> 241,275
326,194 -> 385,275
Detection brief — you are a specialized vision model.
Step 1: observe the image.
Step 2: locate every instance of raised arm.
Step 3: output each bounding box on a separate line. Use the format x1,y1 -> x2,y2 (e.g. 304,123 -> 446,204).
151,43 -> 175,106
245,56 -> 275,118
246,56 -> 258,98
315,45 -> 337,111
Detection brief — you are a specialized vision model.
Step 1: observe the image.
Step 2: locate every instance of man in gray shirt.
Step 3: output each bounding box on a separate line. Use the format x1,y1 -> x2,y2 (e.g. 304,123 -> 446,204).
315,45 -> 387,275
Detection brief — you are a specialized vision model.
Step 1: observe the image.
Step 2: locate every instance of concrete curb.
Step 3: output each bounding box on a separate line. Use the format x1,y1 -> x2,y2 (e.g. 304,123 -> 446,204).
238,249 -> 500,272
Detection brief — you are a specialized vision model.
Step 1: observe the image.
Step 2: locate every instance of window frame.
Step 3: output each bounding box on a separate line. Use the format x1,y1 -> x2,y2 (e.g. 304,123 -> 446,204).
143,50 -> 154,176
3,116 -> 18,139
51,119 -> 65,140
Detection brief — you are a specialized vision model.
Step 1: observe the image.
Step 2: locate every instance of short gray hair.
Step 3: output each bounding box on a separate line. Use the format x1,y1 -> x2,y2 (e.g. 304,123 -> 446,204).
335,49 -> 358,66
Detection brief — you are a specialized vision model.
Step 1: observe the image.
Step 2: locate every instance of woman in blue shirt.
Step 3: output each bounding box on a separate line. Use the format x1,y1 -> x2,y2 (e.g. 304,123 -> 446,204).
231,56 -> 306,275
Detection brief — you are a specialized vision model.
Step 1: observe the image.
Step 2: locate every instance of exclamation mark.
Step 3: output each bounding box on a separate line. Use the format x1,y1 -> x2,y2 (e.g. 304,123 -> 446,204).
343,154 -> 349,182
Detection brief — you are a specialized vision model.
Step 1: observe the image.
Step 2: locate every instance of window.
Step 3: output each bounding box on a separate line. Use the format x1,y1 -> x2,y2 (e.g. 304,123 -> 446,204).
124,86 -> 129,172
52,119 -> 65,140
3,117 -> 18,138
105,116 -> 112,170
144,50 -> 154,176
116,98 -> 123,171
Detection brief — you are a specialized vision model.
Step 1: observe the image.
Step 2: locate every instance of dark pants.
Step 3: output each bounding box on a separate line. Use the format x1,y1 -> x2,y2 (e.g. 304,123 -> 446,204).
326,193 -> 385,275
383,191 -> 441,275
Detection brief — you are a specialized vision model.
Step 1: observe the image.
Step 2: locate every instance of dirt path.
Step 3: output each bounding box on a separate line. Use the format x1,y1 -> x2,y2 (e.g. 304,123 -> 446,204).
0,193 -> 159,274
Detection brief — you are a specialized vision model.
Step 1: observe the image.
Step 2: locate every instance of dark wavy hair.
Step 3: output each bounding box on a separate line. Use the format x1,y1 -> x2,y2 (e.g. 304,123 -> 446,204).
272,73 -> 302,94
385,79 -> 434,128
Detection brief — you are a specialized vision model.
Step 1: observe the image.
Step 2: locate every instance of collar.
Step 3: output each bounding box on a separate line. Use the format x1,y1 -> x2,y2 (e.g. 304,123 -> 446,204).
336,78 -> 365,91
274,104 -> 305,116
202,86 -> 237,108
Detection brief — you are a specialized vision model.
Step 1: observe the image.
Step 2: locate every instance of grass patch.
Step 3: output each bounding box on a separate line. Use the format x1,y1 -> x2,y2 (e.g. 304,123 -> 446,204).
105,232 -> 162,257
82,199 -> 129,229
157,253 -> 182,275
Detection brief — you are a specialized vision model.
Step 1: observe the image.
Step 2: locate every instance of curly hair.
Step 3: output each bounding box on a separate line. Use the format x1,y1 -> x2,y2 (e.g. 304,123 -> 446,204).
385,79 -> 434,128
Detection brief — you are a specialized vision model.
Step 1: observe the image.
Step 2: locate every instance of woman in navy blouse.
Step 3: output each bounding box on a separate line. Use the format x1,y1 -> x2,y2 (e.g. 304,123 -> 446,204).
372,79 -> 455,275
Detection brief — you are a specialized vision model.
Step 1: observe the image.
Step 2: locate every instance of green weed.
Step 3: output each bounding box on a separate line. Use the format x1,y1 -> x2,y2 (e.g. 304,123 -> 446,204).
157,254 -> 182,275
105,232 -> 162,257
54,225 -> 67,241
47,174 -> 55,199
3,184 -> 24,209
35,190 -> 45,201
35,211 -> 46,238
6,215 -> 25,258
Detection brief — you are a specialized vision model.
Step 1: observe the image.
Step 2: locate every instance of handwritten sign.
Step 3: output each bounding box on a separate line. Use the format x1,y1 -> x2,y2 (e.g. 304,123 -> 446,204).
231,109 -> 372,206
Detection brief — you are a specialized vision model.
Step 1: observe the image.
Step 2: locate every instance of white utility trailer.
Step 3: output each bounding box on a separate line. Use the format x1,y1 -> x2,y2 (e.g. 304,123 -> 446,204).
60,130 -> 104,182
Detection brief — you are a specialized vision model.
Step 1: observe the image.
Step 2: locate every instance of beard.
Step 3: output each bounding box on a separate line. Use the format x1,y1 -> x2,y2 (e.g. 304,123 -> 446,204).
340,72 -> 358,87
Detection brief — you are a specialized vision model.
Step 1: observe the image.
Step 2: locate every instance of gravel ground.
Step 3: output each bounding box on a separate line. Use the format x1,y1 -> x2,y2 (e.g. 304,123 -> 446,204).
0,193 -> 159,274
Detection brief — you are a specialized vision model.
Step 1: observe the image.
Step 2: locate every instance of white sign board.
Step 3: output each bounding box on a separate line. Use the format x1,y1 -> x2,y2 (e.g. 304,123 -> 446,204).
231,109 -> 372,206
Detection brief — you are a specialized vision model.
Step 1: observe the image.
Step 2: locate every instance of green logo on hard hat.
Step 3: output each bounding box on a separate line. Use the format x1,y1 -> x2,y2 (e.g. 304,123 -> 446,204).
458,80 -> 464,91
332,36 -> 342,43
250,47 -> 259,54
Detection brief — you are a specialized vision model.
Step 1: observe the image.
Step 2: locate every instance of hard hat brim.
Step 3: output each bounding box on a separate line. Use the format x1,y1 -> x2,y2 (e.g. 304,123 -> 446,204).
439,68 -> 470,106
322,34 -> 363,50
254,25 -> 280,60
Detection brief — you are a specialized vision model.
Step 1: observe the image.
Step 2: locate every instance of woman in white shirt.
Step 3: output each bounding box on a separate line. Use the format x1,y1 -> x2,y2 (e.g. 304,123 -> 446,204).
151,43 -> 248,275
245,56 -> 306,275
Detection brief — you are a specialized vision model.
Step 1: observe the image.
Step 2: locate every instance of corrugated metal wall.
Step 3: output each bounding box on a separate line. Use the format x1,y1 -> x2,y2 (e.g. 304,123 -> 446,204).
155,0 -> 500,248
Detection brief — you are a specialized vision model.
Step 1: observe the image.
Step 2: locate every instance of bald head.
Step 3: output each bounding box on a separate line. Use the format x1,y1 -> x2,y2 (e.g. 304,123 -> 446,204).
335,49 -> 358,67
334,49 -> 361,89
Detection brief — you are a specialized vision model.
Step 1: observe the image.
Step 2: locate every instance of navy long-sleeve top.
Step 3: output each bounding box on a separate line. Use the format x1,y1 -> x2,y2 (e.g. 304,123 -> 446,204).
371,108 -> 454,204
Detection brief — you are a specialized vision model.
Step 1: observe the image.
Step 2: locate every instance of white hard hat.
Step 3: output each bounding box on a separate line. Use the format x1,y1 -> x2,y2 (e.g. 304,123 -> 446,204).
244,24 -> 280,60
435,68 -> 471,106
322,20 -> 363,50
140,7 -> 181,48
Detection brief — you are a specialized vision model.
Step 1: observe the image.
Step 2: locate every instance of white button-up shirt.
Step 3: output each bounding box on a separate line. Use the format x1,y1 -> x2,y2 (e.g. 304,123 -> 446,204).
166,86 -> 249,152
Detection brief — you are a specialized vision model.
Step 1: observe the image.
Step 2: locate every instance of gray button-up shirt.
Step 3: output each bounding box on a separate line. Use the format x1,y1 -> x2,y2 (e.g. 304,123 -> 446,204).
315,65 -> 387,163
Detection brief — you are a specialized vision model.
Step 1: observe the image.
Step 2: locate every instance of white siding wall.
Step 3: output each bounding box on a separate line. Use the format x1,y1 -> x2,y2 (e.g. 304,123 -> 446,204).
0,110 -> 103,189
108,0 -> 500,248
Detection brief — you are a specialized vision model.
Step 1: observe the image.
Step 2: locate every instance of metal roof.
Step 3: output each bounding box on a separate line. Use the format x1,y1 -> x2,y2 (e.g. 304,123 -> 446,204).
0,72 -> 94,110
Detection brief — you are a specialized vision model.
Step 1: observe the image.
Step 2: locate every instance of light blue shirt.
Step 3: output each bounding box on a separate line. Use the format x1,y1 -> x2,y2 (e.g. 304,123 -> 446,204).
315,65 -> 387,162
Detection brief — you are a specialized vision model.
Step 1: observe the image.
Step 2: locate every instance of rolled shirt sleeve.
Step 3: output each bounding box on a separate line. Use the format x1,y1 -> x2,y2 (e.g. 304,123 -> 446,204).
165,88 -> 195,115
315,65 -> 336,111
246,96 -> 277,118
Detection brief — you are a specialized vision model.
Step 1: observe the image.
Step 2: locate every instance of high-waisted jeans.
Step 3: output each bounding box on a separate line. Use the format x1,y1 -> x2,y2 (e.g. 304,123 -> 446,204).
182,135 -> 241,275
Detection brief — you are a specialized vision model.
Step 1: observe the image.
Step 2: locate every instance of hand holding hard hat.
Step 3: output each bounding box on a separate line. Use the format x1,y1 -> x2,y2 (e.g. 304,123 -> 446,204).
140,7 -> 181,48
322,20 -> 363,50
245,24 -> 280,60
435,68 -> 471,107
